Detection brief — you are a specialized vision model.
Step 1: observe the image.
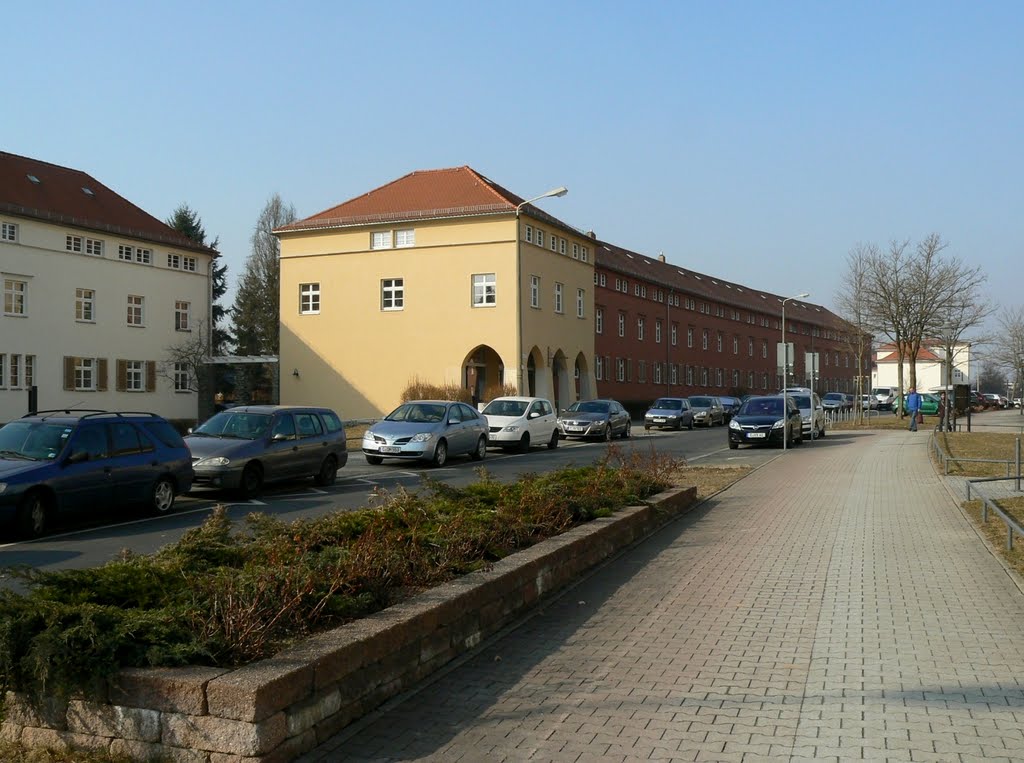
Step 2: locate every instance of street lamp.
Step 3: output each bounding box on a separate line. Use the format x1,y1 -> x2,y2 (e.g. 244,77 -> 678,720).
515,186 -> 568,395
781,292 -> 809,451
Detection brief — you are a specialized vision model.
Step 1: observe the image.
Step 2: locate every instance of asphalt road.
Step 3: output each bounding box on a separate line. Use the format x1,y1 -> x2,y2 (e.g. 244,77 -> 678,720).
0,421 -> 808,582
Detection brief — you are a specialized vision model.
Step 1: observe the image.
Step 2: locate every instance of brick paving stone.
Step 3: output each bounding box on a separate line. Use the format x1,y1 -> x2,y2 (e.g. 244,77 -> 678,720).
298,432 -> 1024,762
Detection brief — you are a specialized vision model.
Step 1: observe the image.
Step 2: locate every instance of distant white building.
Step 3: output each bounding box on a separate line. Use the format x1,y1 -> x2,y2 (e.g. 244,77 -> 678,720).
871,340 -> 971,392
0,152 -> 217,423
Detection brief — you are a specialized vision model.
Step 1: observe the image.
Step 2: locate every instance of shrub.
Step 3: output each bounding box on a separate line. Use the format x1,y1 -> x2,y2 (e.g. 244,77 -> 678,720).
0,450 -> 676,704
400,377 -> 472,403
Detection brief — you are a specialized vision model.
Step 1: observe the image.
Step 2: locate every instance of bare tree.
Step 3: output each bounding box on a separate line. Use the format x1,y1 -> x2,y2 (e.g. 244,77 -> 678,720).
992,306 -> 1024,415
161,319 -> 216,393
834,244 -> 875,422
860,239 -> 914,411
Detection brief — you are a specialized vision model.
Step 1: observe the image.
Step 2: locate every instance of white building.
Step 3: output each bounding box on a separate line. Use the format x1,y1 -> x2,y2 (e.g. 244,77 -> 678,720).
871,340 -> 971,392
1,152 -> 216,424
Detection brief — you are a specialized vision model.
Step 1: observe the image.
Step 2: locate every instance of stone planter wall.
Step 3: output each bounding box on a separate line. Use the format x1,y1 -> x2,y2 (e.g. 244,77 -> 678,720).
2,486 -> 698,762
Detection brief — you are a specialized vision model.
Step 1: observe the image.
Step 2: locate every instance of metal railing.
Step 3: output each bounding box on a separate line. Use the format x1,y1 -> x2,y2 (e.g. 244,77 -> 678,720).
931,433 -> 1023,478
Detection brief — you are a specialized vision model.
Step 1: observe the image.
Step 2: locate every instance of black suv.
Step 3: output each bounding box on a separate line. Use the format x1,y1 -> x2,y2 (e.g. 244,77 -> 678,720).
0,410 -> 193,538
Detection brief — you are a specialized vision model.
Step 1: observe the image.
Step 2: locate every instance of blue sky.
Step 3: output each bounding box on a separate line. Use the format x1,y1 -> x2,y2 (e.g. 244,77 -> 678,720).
5,1 -> 1021,321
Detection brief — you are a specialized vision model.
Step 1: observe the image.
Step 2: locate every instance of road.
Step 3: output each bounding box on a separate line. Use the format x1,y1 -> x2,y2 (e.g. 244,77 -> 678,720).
0,422 -> 808,581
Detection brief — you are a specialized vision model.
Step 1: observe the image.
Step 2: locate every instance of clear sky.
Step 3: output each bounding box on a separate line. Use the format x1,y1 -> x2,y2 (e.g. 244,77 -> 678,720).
5,1 -> 1021,321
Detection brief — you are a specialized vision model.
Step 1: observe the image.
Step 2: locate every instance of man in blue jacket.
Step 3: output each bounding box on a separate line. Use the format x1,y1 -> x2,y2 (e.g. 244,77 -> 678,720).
906,387 -> 922,431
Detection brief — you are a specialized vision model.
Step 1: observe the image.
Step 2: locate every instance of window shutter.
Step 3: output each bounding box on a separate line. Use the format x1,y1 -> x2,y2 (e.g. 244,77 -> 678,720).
64,357 -> 75,390
97,358 -> 108,391
146,361 -> 156,392
116,360 -> 127,392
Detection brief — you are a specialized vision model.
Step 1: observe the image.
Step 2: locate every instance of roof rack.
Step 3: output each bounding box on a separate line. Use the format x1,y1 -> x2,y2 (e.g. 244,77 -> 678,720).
24,409 -> 160,421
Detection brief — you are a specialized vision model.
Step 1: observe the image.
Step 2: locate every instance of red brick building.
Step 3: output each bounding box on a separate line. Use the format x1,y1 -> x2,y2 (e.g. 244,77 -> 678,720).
592,239 -> 866,410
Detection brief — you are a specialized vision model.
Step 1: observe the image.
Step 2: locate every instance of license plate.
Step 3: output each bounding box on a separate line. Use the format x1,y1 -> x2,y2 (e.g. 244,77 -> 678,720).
566,426 -> 584,432
380,446 -> 402,454
653,418 -> 665,423
747,432 -> 766,438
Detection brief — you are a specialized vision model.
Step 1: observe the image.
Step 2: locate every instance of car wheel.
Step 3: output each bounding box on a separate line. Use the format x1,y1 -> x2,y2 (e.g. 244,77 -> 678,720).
818,425 -> 826,439
644,424 -> 651,431
471,436 -> 487,461
238,462 -> 263,498
674,419 -> 682,431
365,455 -> 384,465
547,430 -> 559,449
621,421 -> 631,439
603,426 -> 613,442
687,419 -> 694,430
150,477 -> 176,515
516,433 -> 531,454
432,440 -> 448,467
314,455 -> 338,486
16,490 -> 49,539
728,442 -> 739,450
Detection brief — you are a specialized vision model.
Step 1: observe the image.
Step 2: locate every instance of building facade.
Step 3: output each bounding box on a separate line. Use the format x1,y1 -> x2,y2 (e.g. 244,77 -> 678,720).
276,167 -> 865,420
0,152 -> 216,424
276,167 -> 596,419
871,341 -> 971,392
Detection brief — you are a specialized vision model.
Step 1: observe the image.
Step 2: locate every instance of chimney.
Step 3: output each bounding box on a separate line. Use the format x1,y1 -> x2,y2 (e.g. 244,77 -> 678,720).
658,251 -> 666,263
586,230 -> 597,239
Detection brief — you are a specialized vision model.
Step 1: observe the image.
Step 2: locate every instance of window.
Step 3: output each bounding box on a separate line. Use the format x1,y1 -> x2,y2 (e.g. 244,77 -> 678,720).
75,357 -> 95,390
618,312 -> 625,337
599,273 -> 606,287
371,231 -> 393,249
576,288 -> 585,318
748,338 -> 754,356
174,362 -> 190,392
595,355 -> 604,381
168,253 -> 197,271
762,341 -> 768,358
7,354 -> 20,388
125,360 -> 144,391
653,363 -> 662,384
716,368 -> 723,387
472,273 -> 497,307
637,317 -> 645,341
25,355 -> 34,387
701,367 -> 709,386
381,278 -> 404,310
559,238 -> 566,254
85,238 -> 103,256
536,230 -> 544,248
75,288 -> 95,322
596,308 -> 603,334
300,283 -> 320,314
118,244 -> 150,263
525,225 -> 533,243
573,243 -> 579,259
4,279 -> 26,315
716,332 -> 723,352
671,324 -> 678,346
167,253 -> 180,268
655,319 -> 662,343
733,370 -> 740,387
687,327 -> 693,348
395,229 -> 415,248
638,360 -> 647,383
550,235 -> 557,252
616,358 -> 625,382
175,300 -> 191,331
530,276 -> 540,308
0,222 -> 17,242
733,337 -> 739,354
622,279 -> 629,293
66,235 -> 83,253
183,256 -> 197,272
686,366 -> 694,385
702,329 -> 709,350
554,282 -> 564,314
137,247 -> 152,264
581,246 -> 588,262
127,295 -> 144,326
634,284 -> 641,297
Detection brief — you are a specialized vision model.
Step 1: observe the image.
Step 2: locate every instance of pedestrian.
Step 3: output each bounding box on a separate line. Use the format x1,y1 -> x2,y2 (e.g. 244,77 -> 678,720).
906,386 -> 922,431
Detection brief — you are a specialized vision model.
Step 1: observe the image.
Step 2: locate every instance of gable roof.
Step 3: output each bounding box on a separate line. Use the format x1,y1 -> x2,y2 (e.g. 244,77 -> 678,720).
276,166 -> 575,235
0,151 -> 216,254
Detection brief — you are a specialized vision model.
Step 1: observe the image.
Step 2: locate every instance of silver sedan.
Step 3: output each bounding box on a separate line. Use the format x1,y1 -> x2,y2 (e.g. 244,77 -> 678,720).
362,400 -> 489,467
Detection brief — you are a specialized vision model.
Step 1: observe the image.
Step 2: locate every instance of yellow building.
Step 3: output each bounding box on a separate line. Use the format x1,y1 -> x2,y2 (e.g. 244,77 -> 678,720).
276,167 -> 596,419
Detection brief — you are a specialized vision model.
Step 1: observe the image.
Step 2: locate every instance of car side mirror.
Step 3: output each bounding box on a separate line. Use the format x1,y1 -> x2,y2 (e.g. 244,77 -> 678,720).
66,450 -> 89,465
528,411 -> 539,419
272,432 -> 291,441
448,417 -> 459,425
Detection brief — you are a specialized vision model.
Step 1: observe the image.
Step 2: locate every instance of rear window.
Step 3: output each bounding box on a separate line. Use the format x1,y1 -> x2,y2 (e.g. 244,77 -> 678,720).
320,411 -> 344,433
142,420 -> 186,449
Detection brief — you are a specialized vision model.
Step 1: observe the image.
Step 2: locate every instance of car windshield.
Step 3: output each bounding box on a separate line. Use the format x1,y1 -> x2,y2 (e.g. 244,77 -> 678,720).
689,397 -> 714,407
193,412 -> 272,440
568,401 -> 610,414
386,403 -> 448,423
790,395 -> 810,409
0,421 -> 69,460
824,393 -> 843,401
741,398 -> 784,416
482,400 -> 528,417
651,399 -> 682,410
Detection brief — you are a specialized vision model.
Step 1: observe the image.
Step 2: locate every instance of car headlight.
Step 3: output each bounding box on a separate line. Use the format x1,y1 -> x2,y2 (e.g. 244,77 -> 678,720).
410,432 -> 434,443
728,420 -> 740,430
0,482 -> 7,494
771,419 -> 785,429
362,431 -> 374,441
502,425 -> 521,433
196,456 -> 230,467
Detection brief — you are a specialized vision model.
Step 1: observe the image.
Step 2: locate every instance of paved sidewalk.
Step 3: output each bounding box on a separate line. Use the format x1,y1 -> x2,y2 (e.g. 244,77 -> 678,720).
300,430 -> 1024,762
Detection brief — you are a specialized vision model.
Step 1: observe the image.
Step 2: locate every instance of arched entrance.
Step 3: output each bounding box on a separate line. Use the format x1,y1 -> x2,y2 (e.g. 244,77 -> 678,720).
463,345 -> 505,406
574,352 -> 592,401
550,349 -> 571,411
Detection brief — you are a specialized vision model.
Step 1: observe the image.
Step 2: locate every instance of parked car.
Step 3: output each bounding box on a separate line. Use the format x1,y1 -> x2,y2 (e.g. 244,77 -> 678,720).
687,396 -> 725,427
893,392 -> 940,416
188,405 -> 348,497
362,400 -> 488,467
871,386 -> 897,410
727,395 -> 803,449
782,388 -> 826,439
717,395 -> 743,421
643,397 -> 694,431
0,410 -> 193,538
481,396 -> 559,452
861,394 -> 879,411
557,399 -> 631,441
822,392 -> 848,412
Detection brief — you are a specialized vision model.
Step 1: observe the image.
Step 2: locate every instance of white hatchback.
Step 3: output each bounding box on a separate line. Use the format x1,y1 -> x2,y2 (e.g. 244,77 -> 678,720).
481,396 -> 559,452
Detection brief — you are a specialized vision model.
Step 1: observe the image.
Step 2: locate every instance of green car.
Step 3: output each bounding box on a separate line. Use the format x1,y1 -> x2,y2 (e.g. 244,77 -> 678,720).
894,393 -> 939,416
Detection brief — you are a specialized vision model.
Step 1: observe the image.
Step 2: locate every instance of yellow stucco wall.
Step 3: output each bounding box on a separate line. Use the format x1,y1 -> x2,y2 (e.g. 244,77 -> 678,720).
279,214 -> 596,419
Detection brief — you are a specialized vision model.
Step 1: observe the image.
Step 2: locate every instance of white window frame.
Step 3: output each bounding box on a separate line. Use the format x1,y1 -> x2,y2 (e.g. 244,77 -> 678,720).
75,357 -> 96,391
175,300 -> 191,331
550,235 -> 557,252
576,288 -> 585,318
525,225 -> 533,243
637,317 -> 645,341
75,288 -> 95,322
371,230 -> 393,250
687,327 -> 693,348
4,278 -> 26,316
671,364 -> 678,385
174,362 -> 191,392
183,256 -> 197,272
8,353 -> 21,388
85,238 -> 103,256
300,283 -> 321,314
395,228 -> 415,248
653,362 -> 662,385
581,246 -> 588,262
127,295 -> 144,326
596,307 -> 603,334
0,355 -> 6,390
472,273 -> 497,307
671,324 -> 678,346
536,230 -> 544,248
381,278 -> 404,311
0,222 -> 17,242
118,244 -> 134,261
125,360 -> 144,392
136,247 -> 152,264
554,282 -> 564,314
702,330 -> 709,350
618,312 -> 625,337
595,355 -> 604,381
530,275 -> 540,308
66,235 -> 83,253
599,272 -> 605,287
167,253 -> 181,269
25,355 -> 34,387
616,358 -> 625,382
655,319 -> 662,343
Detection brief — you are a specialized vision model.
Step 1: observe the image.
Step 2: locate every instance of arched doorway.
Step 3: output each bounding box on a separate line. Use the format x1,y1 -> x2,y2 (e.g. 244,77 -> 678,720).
550,349 -> 570,411
574,352 -> 592,401
463,345 -> 505,406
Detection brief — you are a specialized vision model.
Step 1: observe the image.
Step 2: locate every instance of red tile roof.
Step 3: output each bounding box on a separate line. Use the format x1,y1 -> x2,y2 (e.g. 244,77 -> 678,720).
276,166 -> 574,234
0,151 -> 215,254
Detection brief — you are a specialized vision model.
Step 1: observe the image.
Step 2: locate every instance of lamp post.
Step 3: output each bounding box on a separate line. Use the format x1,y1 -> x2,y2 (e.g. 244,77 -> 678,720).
781,292 -> 809,451
515,186 -> 568,395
